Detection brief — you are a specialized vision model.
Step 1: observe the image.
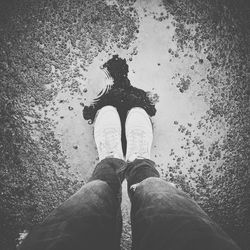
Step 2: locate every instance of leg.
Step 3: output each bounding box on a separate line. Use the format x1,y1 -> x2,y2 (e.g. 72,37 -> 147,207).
20,158 -> 126,250
20,106 -> 126,250
125,107 -> 240,250
126,160 -> 240,250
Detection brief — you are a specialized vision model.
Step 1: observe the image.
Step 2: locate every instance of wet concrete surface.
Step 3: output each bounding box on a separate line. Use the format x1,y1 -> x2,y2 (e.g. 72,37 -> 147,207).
0,0 -> 249,249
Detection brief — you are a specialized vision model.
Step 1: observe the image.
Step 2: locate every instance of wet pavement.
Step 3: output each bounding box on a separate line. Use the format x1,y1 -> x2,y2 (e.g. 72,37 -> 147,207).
0,0 -> 249,249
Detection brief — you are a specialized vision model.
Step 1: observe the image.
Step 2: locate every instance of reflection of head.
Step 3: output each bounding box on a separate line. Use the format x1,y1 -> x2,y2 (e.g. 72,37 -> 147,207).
102,55 -> 130,88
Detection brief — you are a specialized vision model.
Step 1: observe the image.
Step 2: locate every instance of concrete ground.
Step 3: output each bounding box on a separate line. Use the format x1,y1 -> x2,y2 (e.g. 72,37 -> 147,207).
0,0 -> 249,249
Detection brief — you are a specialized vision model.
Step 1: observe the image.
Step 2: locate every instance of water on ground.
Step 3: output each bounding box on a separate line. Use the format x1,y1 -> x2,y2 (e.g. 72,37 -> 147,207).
0,0 -> 249,249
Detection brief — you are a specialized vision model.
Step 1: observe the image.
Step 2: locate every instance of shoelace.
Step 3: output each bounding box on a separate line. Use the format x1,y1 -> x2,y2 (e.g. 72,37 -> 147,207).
127,129 -> 149,158
99,128 -> 121,157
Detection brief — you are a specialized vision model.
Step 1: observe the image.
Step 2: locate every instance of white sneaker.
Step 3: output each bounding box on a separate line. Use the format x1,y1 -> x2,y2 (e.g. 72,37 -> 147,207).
125,107 -> 153,162
94,106 -> 124,161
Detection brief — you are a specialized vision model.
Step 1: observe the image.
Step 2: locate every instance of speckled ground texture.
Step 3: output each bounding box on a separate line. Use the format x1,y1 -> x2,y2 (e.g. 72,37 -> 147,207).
0,0 -> 250,249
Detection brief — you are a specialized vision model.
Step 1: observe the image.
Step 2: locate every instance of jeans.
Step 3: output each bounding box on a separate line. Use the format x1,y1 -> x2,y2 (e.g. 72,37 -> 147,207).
20,158 -> 240,250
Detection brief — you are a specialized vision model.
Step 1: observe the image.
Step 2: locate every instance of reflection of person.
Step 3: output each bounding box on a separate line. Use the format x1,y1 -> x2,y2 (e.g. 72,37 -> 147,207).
20,106 -> 240,250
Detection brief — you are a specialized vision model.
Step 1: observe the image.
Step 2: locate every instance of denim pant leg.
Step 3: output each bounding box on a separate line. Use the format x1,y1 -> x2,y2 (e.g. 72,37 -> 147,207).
20,158 -> 126,250
125,159 -> 240,250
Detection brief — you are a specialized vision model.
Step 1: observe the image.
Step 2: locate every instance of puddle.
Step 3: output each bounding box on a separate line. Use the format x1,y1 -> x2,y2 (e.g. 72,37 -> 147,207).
34,0 -> 231,239
13,0 -> 248,248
